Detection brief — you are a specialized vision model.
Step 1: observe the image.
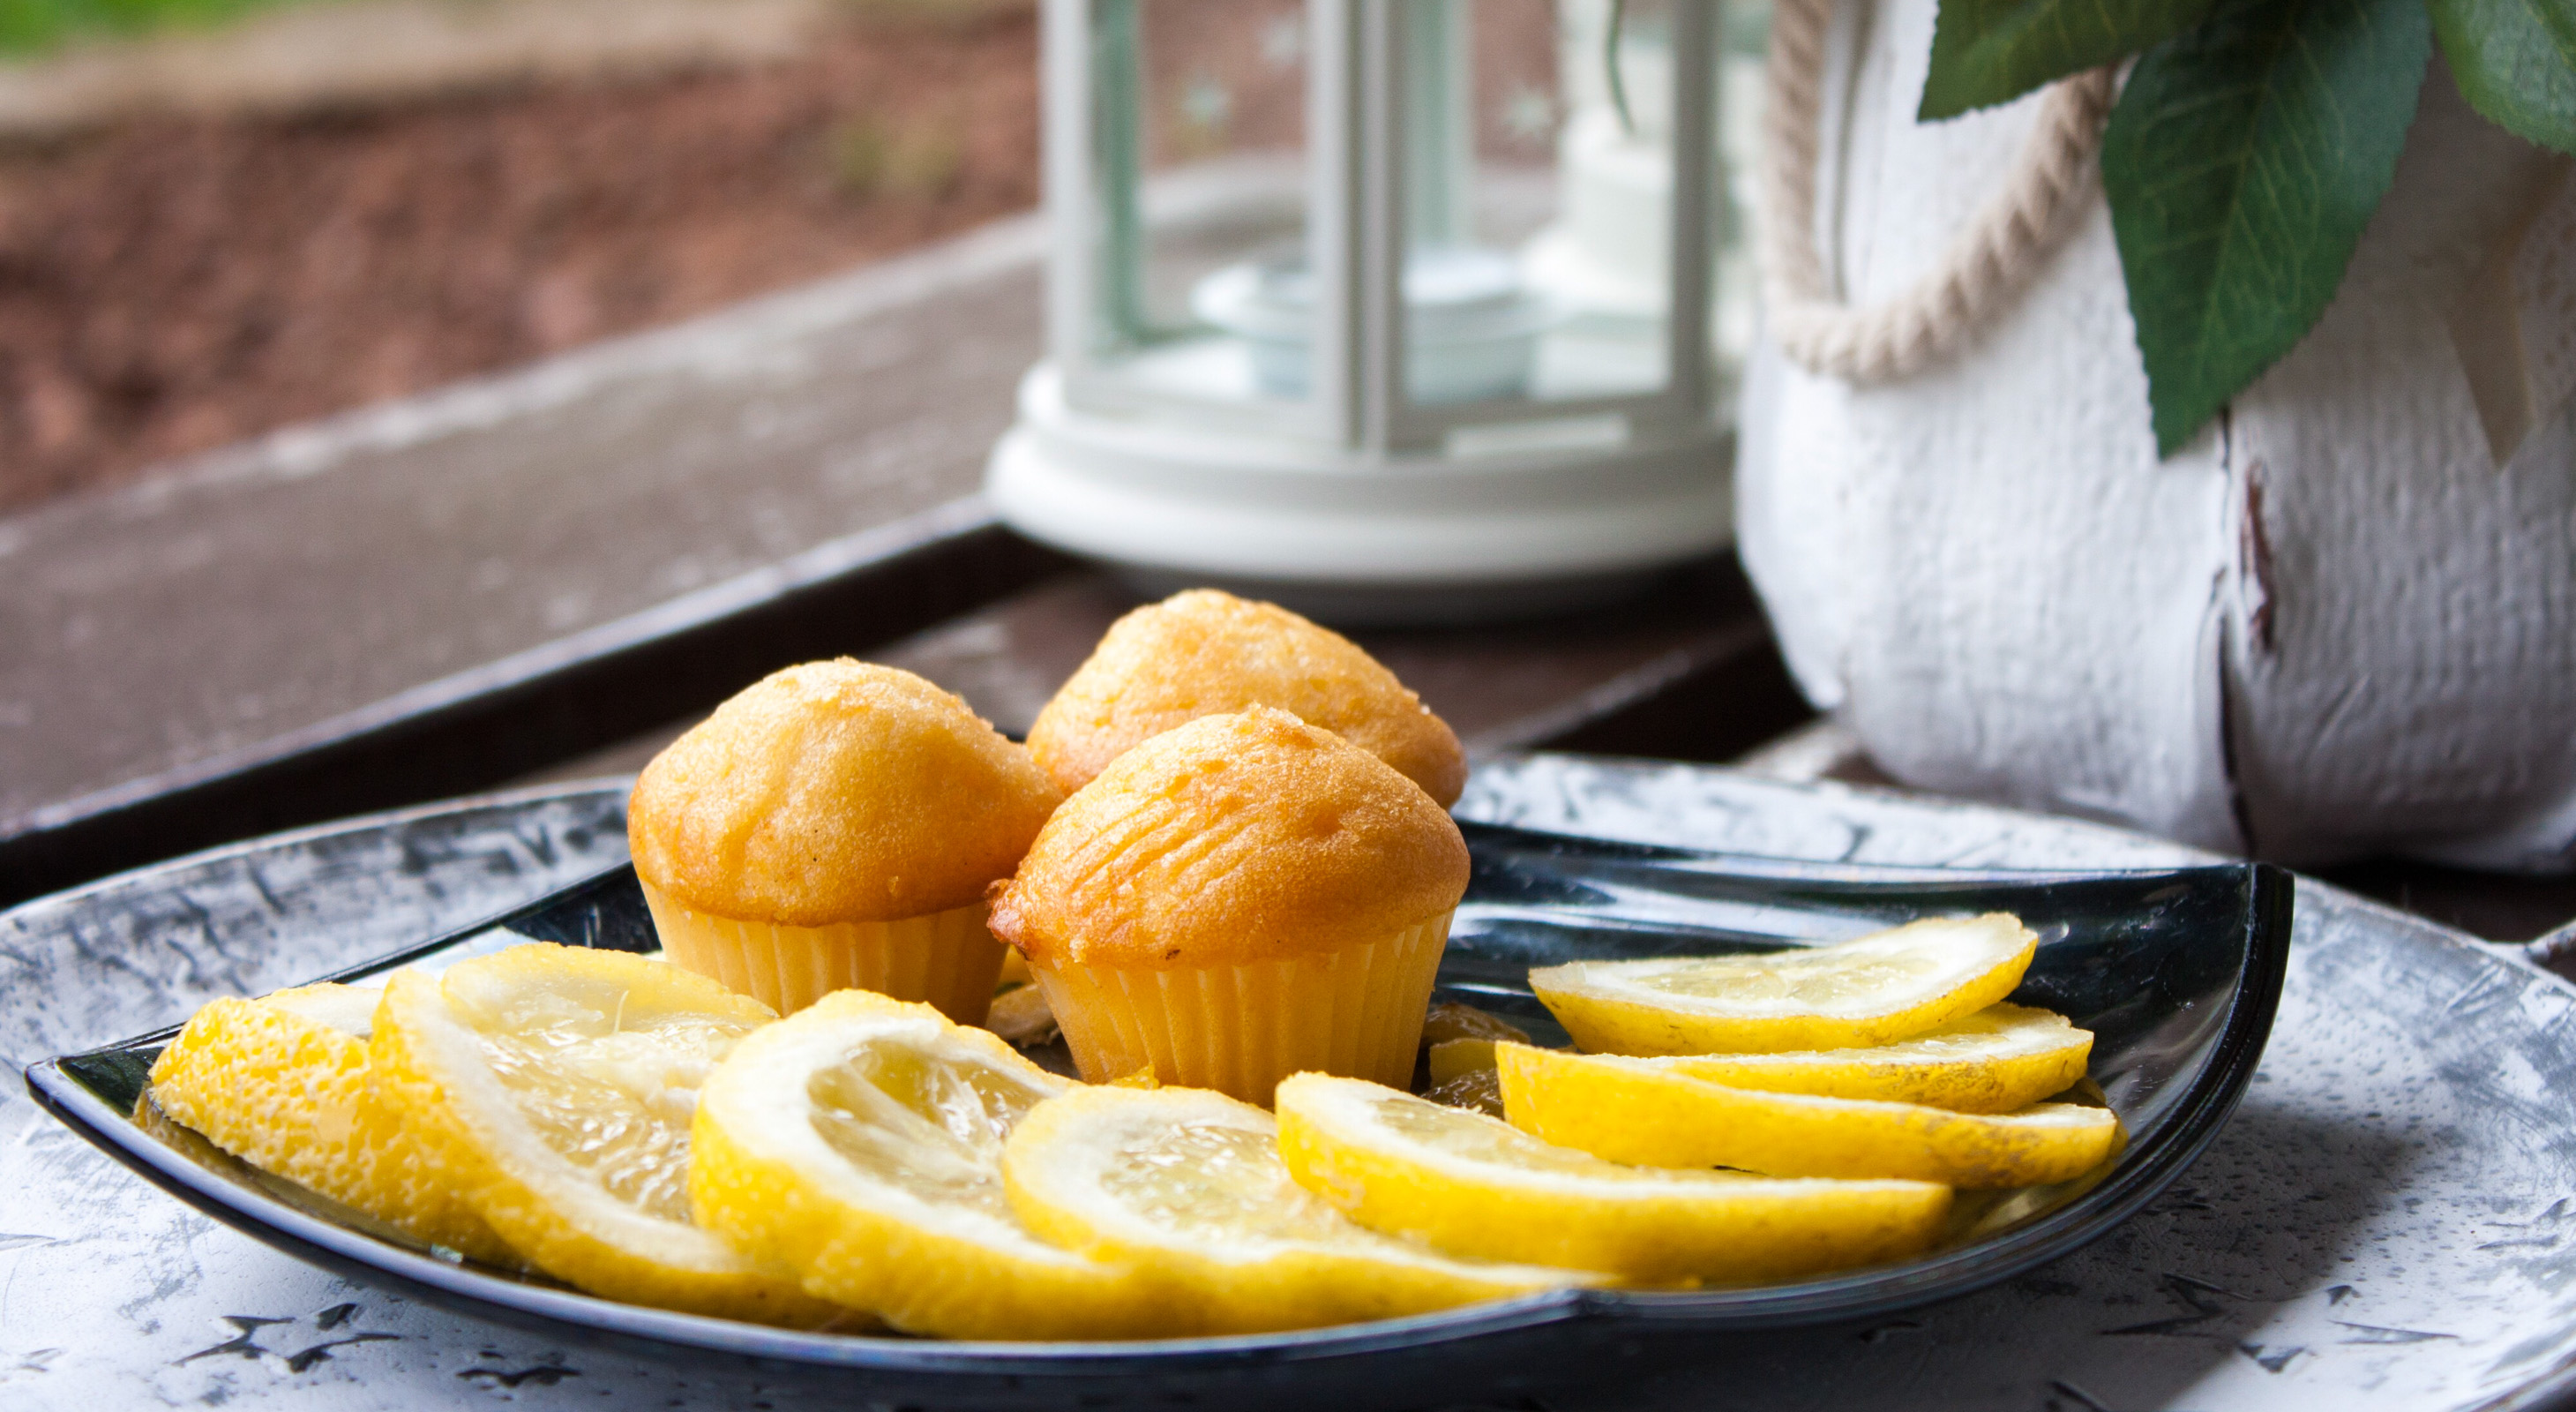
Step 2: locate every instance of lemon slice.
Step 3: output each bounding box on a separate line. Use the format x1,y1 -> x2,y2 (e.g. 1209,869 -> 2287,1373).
1427,1038 -> 1502,1085
690,988 -> 1164,1340
1001,1084 -> 1592,1333
1529,913 -> 2038,1055
149,981 -> 516,1266
1655,1003 -> 2092,1112
369,943 -> 845,1326
1498,1042 -> 2119,1187
1275,1074 -> 1949,1282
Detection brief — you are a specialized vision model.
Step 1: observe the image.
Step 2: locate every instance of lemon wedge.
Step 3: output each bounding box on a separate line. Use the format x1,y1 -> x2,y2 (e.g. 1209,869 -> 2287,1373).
1275,1074 -> 1949,1282
1000,1084 -> 1592,1333
369,943 -> 844,1325
1655,1003 -> 2092,1112
690,988 -> 1165,1340
1529,913 -> 2038,1055
149,981 -> 516,1266
1427,1038 -> 1502,1085
1498,1042 -> 2119,1187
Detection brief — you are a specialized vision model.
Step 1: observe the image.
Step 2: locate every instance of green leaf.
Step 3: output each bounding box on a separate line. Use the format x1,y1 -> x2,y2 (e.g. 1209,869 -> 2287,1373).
2430,0 -> 2576,154
1921,0 -> 2220,119
2102,0 -> 2431,455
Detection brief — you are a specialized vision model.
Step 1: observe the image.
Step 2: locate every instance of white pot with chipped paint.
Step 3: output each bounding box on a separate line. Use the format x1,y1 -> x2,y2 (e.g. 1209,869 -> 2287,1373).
1735,0 -> 2576,868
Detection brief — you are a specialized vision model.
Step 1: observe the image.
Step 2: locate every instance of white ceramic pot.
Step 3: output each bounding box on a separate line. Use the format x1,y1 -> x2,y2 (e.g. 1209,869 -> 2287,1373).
1737,0 -> 2576,869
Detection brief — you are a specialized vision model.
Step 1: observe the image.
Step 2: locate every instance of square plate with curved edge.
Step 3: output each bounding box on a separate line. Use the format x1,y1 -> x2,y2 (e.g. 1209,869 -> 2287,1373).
25,819 -> 2292,1411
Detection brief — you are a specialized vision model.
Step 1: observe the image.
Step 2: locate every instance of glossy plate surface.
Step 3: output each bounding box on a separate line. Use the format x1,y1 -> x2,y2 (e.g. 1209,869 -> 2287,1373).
25,818 -> 2292,1409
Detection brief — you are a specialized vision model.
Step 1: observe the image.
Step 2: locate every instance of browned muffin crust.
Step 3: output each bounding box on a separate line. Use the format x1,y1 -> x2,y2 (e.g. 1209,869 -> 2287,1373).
1024,590 -> 1467,807
991,706 -> 1469,970
629,659 -> 1061,926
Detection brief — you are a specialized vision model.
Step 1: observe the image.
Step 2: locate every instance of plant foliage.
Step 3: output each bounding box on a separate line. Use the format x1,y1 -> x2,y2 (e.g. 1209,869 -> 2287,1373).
2103,0 -> 2430,454
2429,0 -> 2576,153
1925,0 -> 2576,455
1921,0 -> 2216,117
0,0 -> 318,56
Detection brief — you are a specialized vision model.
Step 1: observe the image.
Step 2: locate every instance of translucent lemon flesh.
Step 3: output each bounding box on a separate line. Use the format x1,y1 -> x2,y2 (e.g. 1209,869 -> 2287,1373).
1656,1003 -> 2093,1112
476,1014 -> 745,1222
1275,1074 -> 1950,1282
1529,913 -> 2039,1055
689,989 -> 1161,1341
1497,1041 -> 2120,1188
148,982 -> 514,1265
1001,1085 -> 1592,1333
369,943 -> 845,1326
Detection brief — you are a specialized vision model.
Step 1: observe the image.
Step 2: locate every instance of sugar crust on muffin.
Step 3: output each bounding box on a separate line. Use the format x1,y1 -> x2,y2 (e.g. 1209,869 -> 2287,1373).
629,659 -> 1061,928
1023,590 -> 1468,807
990,705 -> 1470,971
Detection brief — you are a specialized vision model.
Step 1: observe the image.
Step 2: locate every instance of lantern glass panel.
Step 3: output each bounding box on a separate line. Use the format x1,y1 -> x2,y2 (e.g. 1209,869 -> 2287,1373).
1397,0 -> 1686,410
1086,0 -> 1314,409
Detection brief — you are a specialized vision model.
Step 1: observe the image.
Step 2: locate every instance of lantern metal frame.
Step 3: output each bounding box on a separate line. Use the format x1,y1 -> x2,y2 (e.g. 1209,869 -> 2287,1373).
990,0 -> 1734,623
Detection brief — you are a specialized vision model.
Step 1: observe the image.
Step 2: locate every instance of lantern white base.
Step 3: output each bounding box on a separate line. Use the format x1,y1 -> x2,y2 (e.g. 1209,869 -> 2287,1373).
985,365 -> 1734,626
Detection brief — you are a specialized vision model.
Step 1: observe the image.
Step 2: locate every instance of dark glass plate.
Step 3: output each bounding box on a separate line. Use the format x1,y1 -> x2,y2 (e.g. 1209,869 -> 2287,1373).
24,820 -> 2292,1411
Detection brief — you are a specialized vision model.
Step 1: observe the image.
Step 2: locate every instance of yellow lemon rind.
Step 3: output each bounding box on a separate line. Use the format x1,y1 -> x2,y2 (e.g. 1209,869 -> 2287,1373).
369,948 -> 842,1326
1000,1084 -> 1591,1334
688,989 -> 1162,1341
148,986 -> 515,1266
1655,1003 -> 2093,1113
1275,1073 -> 1951,1283
1528,914 -> 2039,1055
1496,1042 -> 2119,1188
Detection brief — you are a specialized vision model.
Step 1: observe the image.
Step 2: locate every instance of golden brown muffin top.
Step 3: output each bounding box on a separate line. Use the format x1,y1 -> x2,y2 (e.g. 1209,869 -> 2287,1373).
990,707 -> 1469,971
628,660 -> 1061,926
1024,590 -> 1467,807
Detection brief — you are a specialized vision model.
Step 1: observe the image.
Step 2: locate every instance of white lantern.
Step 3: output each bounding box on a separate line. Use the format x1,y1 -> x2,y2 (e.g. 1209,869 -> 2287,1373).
986,0 -> 1747,624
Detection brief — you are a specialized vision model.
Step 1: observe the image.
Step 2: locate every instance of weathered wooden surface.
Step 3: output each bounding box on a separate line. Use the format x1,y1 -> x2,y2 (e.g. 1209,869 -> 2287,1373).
7,760 -> 2576,1410
0,214 -> 1047,831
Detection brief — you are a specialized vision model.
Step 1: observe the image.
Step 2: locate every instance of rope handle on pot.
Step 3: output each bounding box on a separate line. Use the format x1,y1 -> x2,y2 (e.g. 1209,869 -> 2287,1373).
1758,0 -> 2118,382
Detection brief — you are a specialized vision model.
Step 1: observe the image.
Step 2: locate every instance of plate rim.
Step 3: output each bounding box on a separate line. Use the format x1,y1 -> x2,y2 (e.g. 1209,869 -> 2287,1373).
20,840 -> 2295,1380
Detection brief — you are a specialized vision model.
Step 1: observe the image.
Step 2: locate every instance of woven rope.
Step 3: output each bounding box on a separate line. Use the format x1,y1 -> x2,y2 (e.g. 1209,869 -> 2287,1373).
1758,0 -> 2117,382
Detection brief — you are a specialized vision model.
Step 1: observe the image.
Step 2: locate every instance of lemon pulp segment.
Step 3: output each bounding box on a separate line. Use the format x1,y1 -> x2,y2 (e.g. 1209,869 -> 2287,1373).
1528,913 -> 2039,1055
147,982 -> 514,1265
689,989 -> 1163,1340
1275,1074 -> 1950,1281
1497,1042 -> 2120,1187
1654,1003 -> 2093,1111
1000,1084 -> 1592,1333
369,943 -> 845,1325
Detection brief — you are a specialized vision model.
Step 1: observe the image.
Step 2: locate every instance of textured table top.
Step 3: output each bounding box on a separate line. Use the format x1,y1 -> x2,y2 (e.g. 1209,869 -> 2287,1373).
6,758 -> 2575,1411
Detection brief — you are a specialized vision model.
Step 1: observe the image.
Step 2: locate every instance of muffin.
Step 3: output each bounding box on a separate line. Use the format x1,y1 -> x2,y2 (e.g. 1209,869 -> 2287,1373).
989,706 -> 1469,1102
628,660 -> 1061,1023
1024,590 -> 1467,807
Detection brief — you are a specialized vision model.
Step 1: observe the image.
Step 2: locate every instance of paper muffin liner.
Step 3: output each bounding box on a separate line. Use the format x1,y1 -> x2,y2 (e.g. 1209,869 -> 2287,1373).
639,882 -> 1006,1025
1029,910 -> 1453,1104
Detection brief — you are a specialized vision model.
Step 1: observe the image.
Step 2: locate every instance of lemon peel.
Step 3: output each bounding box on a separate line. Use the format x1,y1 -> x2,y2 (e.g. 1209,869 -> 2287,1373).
1276,1073 -> 1950,1281
1529,913 -> 2039,1055
149,981 -> 514,1265
1655,1003 -> 2092,1112
1497,1041 -> 2119,1187
369,943 -> 844,1325
690,988 -> 1164,1340
1001,1083 -> 1592,1333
